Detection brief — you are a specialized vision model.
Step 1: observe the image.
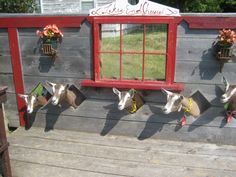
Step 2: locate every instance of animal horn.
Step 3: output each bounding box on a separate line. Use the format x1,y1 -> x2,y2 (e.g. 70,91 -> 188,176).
18,94 -> 28,99
222,76 -> 229,91
161,88 -> 173,96
45,80 -> 56,87
129,89 -> 135,98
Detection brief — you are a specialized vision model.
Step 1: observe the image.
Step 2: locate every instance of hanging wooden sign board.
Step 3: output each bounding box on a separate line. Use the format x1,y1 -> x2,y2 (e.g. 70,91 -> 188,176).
89,0 -> 180,16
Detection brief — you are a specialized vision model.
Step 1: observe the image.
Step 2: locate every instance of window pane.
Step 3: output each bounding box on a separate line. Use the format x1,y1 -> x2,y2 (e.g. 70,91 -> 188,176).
146,24 -> 167,53
122,54 -> 142,80
81,1 -> 94,13
144,55 -> 166,80
100,24 -> 120,52
122,24 -> 143,52
101,54 -> 120,79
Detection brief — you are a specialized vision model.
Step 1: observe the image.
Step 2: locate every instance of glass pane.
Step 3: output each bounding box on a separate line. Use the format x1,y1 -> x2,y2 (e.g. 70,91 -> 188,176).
146,24 -> 167,53
101,54 -> 120,79
81,1 -> 94,13
122,24 -> 143,52
100,24 -> 120,52
144,55 -> 166,80
122,54 -> 142,80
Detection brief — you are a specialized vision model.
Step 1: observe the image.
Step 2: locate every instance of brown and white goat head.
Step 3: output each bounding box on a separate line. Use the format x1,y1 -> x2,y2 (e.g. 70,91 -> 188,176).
161,88 -> 184,114
221,76 -> 236,103
113,88 -> 136,111
46,81 -> 69,106
18,94 -> 47,114
162,88 -> 201,118
46,81 -> 78,109
18,94 -> 37,114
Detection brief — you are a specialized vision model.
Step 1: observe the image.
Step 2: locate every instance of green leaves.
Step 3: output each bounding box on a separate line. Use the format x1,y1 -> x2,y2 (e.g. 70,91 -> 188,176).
0,0 -> 37,13
150,0 -> 234,12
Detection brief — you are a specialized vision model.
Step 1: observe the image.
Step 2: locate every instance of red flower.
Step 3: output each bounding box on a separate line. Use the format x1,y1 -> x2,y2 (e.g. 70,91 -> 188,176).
36,24 -> 63,39
218,29 -> 236,45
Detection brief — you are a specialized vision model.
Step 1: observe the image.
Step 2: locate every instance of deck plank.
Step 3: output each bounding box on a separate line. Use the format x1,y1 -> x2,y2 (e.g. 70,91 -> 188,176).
10,128 -> 236,157
11,160 -> 120,177
7,127 -> 236,177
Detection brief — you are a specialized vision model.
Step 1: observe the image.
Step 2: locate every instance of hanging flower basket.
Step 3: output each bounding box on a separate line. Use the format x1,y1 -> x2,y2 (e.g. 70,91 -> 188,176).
216,29 -> 236,61
41,38 -> 59,56
216,43 -> 233,61
36,24 -> 63,56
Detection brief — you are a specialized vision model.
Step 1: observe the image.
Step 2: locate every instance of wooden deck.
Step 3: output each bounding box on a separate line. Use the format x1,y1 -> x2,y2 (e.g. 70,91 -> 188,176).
7,127 -> 236,177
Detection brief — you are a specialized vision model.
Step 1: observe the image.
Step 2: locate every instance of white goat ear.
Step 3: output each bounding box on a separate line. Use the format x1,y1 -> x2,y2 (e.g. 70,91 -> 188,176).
129,89 -> 135,98
18,94 -> 28,99
18,94 -> 29,103
161,88 -> 173,96
65,84 -> 70,89
45,80 -> 55,87
178,104 -> 182,112
113,88 -> 120,96
222,76 -> 230,91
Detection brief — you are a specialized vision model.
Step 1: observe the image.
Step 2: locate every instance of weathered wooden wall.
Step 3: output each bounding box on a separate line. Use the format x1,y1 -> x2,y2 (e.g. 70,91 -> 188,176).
0,29 -> 19,127
1,14 -> 236,145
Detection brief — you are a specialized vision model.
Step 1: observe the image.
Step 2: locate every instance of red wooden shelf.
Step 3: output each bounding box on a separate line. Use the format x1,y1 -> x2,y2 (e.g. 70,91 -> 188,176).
81,80 -> 184,91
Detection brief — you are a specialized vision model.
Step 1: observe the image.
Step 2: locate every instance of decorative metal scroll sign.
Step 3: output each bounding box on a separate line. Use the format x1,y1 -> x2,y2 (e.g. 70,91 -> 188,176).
89,0 -> 180,16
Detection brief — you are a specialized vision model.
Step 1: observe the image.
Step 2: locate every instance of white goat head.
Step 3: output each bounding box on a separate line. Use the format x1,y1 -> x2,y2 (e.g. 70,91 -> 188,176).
18,94 -> 37,114
162,88 -> 184,114
113,88 -> 135,110
46,81 -> 69,106
221,76 -> 236,103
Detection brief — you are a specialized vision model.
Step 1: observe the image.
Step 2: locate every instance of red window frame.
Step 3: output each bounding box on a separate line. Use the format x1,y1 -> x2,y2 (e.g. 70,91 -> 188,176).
82,16 -> 183,90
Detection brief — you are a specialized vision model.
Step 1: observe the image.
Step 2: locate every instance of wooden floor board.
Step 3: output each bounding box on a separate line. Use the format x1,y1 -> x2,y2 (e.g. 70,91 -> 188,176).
11,160 -> 122,177
12,127 -> 236,157
7,127 -> 236,177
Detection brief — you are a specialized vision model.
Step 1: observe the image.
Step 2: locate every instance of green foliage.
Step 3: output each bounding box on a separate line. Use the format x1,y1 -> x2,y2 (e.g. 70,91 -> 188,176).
184,0 -> 223,12
0,0 -> 37,13
221,0 -> 236,12
151,0 -> 235,12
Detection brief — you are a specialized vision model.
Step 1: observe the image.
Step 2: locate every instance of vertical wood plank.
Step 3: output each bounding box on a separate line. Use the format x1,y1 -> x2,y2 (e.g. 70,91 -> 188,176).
0,87 -> 12,177
8,28 -> 26,126
119,24 -> 122,80
166,22 -> 178,85
94,21 -> 100,81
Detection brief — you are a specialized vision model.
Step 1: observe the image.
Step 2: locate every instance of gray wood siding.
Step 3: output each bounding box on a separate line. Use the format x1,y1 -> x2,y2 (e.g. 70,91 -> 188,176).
0,29 -> 19,127
0,19 -> 92,127
42,0 -> 81,14
176,22 -> 236,106
40,0 -> 114,14
97,0 -> 114,6
1,15 -> 236,145
19,20 -> 92,92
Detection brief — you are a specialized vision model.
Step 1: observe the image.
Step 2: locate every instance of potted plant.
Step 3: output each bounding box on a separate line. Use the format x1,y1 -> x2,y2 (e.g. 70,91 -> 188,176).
216,29 -> 236,61
36,24 -> 63,56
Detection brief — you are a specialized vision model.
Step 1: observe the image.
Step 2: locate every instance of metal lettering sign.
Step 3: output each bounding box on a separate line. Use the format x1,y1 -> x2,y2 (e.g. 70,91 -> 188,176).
89,0 -> 180,16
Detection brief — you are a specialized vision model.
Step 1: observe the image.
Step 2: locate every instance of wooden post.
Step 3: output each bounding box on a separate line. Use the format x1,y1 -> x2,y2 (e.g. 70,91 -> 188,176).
0,86 -> 12,177
8,28 -> 26,126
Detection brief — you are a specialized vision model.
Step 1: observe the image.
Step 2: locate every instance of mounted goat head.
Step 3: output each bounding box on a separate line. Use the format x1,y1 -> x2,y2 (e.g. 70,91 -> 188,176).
46,81 -> 78,109
162,88 -> 200,118
220,76 -> 236,123
221,76 -> 236,103
113,88 -> 144,114
18,94 -> 47,114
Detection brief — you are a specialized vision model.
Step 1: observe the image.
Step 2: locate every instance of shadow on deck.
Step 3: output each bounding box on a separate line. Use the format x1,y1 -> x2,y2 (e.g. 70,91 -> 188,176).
7,127 -> 236,177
